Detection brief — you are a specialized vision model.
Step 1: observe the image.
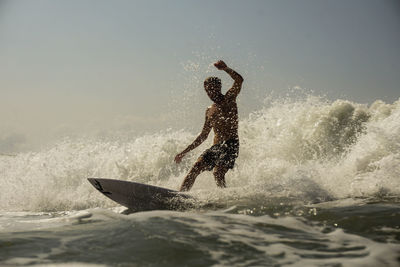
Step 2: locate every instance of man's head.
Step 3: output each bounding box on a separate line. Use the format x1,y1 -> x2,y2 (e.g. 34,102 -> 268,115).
204,77 -> 223,103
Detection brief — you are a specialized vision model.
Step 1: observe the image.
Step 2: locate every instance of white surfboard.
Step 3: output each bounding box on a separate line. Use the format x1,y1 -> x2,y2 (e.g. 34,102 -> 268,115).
88,178 -> 193,212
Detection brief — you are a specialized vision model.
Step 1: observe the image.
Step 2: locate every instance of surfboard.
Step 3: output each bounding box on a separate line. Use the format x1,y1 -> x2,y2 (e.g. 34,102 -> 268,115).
88,178 -> 193,212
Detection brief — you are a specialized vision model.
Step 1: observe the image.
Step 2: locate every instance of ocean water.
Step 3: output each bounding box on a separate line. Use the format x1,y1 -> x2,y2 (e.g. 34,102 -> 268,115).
1,95 -> 399,266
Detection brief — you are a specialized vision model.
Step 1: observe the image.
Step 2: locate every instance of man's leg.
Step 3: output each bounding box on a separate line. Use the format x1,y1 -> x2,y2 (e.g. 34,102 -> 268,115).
180,159 -> 208,191
213,165 -> 229,188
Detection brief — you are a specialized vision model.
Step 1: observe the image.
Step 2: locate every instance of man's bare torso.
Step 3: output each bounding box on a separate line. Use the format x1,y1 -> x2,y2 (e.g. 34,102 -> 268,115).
207,96 -> 239,144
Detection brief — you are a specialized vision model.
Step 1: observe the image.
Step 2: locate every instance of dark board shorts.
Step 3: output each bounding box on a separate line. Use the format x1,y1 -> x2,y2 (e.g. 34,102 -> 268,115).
200,138 -> 239,171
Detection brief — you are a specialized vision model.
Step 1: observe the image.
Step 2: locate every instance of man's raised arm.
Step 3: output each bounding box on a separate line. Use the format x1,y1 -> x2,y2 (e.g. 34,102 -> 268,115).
214,60 -> 243,99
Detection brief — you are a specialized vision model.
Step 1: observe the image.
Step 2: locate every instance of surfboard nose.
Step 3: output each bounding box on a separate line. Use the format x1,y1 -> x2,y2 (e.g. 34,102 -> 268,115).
87,178 -> 99,188
87,178 -> 98,185
87,178 -> 194,212
88,178 -> 113,195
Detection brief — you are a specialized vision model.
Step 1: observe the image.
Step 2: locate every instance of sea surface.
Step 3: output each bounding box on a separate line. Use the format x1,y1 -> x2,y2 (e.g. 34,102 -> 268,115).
1,96 -> 399,266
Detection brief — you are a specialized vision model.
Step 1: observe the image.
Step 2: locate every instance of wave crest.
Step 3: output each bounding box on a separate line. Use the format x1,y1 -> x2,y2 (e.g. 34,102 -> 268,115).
1,95 -> 399,211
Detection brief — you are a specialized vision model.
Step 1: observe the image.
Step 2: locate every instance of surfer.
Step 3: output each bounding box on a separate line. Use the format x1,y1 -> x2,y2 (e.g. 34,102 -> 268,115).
175,60 -> 243,191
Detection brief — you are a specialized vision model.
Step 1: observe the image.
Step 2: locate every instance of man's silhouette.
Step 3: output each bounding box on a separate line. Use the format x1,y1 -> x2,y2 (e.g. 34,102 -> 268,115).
175,60 -> 243,191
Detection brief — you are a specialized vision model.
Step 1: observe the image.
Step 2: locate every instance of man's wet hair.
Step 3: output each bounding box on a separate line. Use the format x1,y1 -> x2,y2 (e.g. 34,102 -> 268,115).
204,77 -> 221,90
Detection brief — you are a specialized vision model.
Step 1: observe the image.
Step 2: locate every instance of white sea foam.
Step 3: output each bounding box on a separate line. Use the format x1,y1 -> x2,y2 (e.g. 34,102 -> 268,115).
0,95 -> 399,212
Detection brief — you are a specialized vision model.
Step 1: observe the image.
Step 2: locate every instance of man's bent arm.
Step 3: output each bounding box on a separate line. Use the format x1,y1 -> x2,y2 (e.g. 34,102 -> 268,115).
224,66 -> 244,84
215,60 -> 243,99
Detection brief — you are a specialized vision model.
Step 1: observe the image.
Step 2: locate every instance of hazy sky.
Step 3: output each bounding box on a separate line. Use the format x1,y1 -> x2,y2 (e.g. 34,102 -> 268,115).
0,0 -> 399,152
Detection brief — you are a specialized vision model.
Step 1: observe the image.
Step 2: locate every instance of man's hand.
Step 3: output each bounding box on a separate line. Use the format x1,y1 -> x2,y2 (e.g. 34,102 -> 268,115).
214,60 -> 227,70
174,152 -> 185,164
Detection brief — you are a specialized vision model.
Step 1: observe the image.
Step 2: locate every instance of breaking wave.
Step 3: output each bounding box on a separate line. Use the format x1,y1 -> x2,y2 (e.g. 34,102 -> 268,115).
1,94 -> 399,212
